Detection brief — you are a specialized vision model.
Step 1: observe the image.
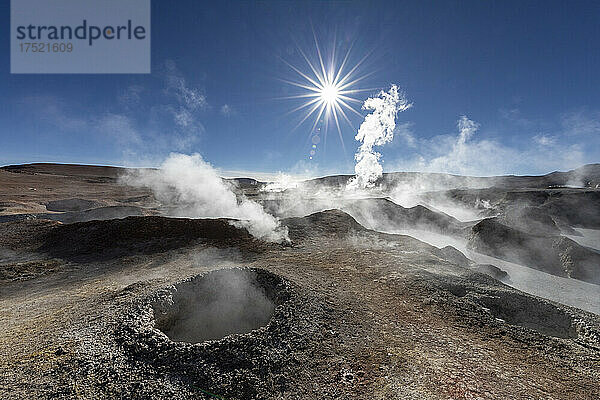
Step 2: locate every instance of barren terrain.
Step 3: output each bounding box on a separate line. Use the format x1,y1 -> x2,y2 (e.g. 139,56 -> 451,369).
1,163 -> 599,399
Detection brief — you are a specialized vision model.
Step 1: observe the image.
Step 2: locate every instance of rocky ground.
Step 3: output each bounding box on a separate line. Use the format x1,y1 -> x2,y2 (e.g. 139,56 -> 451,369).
1,163 -> 599,399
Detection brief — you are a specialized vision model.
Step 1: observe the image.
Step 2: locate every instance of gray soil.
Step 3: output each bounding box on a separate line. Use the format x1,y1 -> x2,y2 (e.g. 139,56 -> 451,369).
0,163 -> 599,399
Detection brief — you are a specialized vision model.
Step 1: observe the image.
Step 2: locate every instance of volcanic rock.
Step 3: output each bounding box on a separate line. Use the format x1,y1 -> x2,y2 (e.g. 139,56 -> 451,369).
468,218 -> 600,284
471,264 -> 509,280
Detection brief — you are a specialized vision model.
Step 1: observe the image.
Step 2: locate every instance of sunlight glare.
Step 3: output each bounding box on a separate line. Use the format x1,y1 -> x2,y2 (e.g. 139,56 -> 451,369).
280,36 -> 376,154
320,84 -> 339,106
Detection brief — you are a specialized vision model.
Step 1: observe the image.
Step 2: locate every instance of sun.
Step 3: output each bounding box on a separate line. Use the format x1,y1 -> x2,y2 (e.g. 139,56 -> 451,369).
320,83 -> 339,106
279,36 -> 375,153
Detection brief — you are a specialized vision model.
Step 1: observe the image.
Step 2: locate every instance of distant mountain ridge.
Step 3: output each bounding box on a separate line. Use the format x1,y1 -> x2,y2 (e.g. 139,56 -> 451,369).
306,163 -> 600,190
3,162 -> 599,189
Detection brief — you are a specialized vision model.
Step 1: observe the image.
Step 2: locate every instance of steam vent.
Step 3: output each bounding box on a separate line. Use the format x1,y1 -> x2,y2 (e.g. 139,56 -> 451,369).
5,0 -> 600,398
2,162 -> 600,399
153,268 -> 284,343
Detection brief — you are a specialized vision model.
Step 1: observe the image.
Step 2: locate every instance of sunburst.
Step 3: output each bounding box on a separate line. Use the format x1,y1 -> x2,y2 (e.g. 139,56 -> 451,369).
279,35 -> 377,155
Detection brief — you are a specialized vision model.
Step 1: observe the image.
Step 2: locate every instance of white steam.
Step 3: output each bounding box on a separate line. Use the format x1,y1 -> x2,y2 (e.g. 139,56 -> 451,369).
424,116 -> 482,175
348,85 -> 412,189
389,115 -> 586,177
260,173 -> 300,192
122,153 -> 289,243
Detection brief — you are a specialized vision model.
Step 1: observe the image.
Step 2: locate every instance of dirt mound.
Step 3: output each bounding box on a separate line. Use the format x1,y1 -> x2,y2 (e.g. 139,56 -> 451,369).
455,189 -> 600,230
114,268 -> 317,400
0,214 -> 41,223
343,198 -> 467,235
438,246 -> 472,266
1,163 -> 125,178
500,205 -> 560,235
39,216 -> 269,261
0,206 -> 147,224
283,209 -> 365,242
0,219 -> 61,251
468,218 -> 600,284
540,191 -> 600,228
475,292 -> 577,339
45,198 -> 106,212
0,259 -> 63,282
545,163 -> 600,188
301,164 -> 600,191
471,264 -> 509,280
553,237 -> 600,283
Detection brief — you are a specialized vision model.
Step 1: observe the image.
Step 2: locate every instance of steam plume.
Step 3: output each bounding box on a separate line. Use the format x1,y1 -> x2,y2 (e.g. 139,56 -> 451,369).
348,85 -> 412,189
123,153 -> 289,243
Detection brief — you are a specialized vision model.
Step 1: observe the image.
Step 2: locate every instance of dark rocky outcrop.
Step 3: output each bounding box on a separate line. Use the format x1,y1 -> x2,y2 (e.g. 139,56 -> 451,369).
471,264 -> 509,280
342,198 -> 468,235
468,218 -> 600,284
438,246 -> 472,266
540,191 -> 600,228
499,205 -> 560,235
38,216 -> 269,261
283,209 -> 365,243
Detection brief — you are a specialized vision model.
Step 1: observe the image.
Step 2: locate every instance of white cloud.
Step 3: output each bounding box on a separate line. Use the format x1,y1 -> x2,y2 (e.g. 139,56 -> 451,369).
159,60 -> 208,148
173,108 -> 194,128
415,116 -> 483,175
499,107 -> 534,127
96,113 -> 141,146
20,95 -> 88,132
118,85 -> 144,109
220,104 -> 235,117
288,159 -> 323,178
390,115 -> 585,176
164,60 -> 208,111
21,60 -> 210,165
533,134 -> 556,146
561,110 -> 600,136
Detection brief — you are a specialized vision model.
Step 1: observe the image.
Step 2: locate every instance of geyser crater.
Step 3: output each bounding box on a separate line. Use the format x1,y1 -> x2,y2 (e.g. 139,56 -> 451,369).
152,268 -> 284,343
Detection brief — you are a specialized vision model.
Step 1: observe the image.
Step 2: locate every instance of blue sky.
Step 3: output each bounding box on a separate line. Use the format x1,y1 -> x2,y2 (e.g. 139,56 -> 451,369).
1,0 -> 599,177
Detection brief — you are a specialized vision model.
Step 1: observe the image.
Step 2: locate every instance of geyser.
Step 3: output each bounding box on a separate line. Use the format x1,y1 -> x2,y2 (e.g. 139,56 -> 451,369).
348,84 -> 412,190
153,268 -> 279,343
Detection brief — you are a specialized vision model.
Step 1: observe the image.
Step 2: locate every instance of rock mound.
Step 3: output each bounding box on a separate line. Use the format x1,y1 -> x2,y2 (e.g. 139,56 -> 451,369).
468,218 -> 600,284
475,291 -> 578,339
500,205 -> 560,235
471,264 -> 509,280
541,191 -> 600,228
40,216 -> 266,261
343,198 -> 467,235
1,163 -> 124,178
283,209 -> 365,242
438,246 -> 472,266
